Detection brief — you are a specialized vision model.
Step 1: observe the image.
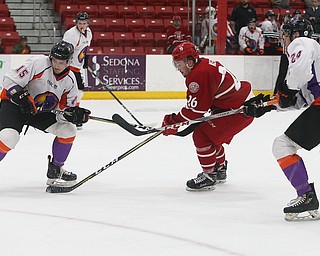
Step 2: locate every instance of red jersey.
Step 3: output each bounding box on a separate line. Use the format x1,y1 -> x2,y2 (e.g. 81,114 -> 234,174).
166,25 -> 191,48
176,58 -> 252,122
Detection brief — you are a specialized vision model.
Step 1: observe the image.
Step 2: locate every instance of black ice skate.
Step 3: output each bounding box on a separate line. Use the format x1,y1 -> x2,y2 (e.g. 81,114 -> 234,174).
46,156 -> 77,187
215,161 -> 227,184
284,183 -> 320,221
186,172 -> 216,191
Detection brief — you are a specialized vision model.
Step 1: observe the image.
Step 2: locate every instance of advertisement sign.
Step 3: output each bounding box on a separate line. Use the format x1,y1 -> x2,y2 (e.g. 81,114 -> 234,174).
86,55 -> 146,91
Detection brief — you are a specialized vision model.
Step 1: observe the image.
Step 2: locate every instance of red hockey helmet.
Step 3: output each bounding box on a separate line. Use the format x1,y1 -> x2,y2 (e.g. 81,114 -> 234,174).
172,42 -> 200,62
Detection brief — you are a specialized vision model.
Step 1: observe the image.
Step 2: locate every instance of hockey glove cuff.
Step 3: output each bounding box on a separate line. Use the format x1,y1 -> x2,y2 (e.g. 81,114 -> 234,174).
64,106 -> 91,125
243,93 -> 276,118
277,86 -> 298,108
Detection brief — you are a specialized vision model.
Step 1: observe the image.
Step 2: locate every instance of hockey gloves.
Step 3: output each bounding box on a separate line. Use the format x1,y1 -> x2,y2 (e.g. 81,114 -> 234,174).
11,89 -> 37,115
243,93 -> 276,118
277,85 -> 298,108
162,113 -> 181,136
64,106 -> 91,125
244,47 -> 253,54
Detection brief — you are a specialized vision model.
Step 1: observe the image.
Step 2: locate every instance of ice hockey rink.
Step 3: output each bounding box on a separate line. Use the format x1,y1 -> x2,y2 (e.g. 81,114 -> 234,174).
1,99 -> 320,256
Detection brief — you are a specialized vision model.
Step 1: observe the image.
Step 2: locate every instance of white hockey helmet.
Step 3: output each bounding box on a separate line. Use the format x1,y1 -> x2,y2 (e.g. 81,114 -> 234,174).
205,6 -> 216,18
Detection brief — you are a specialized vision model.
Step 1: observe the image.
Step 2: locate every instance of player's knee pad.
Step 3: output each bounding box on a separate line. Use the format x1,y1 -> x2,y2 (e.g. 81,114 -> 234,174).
0,128 -> 20,150
46,122 -> 77,138
272,134 -> 301,160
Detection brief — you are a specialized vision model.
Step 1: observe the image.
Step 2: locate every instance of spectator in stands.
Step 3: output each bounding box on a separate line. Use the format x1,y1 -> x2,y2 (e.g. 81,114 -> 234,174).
305,0 -> 313,8
305,0 -> 320,33
238,18 -> 265,55
230,0 -> 257,41
293,9 -> 302,18
166,15 -> 191,54
200,6 -> 217,54
0,37 -> 4,54
62,12 -> 92,130
271,0 -> 292,8
259,10 -> 282,54
12,36 -> 31,54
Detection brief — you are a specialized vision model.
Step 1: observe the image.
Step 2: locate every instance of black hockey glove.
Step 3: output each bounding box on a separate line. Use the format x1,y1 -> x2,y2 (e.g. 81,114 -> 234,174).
63,106 -> 91,125
277,85 -> 298,108
11,89 -> 37,115
243,93 -> 276,118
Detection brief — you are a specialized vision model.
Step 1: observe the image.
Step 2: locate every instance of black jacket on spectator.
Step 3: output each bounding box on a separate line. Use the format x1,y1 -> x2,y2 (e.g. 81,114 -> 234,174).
231,4 -> 257,35
305,6 -> 320,33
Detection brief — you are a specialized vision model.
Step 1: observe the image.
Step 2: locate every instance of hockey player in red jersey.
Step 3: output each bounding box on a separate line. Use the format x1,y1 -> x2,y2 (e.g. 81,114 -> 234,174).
0,40 -> 91,189
162,41 -> 255,191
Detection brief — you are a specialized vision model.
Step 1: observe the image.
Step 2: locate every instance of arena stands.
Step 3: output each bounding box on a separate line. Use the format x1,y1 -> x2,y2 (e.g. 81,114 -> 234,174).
56,0 -> 307,54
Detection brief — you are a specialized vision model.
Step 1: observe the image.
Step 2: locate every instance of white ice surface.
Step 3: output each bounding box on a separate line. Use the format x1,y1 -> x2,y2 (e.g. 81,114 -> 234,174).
1,99 -> 320,256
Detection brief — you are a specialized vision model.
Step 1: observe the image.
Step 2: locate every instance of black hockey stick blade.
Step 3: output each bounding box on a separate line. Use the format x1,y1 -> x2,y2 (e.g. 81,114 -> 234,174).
46,185 -> 74,193
112,113 -> 158,136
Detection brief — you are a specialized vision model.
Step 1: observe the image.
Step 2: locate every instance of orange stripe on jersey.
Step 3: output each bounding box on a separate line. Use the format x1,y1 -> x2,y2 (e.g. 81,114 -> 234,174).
69,66 -> 80,72
0,89 -> 9,100
0,140 -> 11,153
32,71 -> 44,80
56,136 -> 75,144
312,97 -> 320,106
277,154 -> 301,169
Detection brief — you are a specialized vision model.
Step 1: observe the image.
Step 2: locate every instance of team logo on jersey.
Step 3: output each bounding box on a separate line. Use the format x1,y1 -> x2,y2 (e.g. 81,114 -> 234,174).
188,82 -> 200,93
34,92 -> 59,111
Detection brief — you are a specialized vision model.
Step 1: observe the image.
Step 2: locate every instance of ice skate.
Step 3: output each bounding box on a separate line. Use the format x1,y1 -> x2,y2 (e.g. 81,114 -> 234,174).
46,156 -> 77,187
284,183 -> 320,221
215,161 -> 227,184
186,172 -> 216,191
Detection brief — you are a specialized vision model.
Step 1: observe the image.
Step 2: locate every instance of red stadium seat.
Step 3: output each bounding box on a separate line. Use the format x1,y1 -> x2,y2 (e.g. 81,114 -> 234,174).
166,0 -> 187,6
92,0 -> 112,4
155,6 -> 174,19
195,6 -> 206,16
102,46 -> 124,54
114,32 -> 135,47
255,8 -> 264,21
131,0 -> 148,5
173,6 -> 190,20
134,32 -> 155,47
89,18 -> 106,32
98,5 -> 119,18
136,6 -> 155,19
147,0 -> 166,5
87,46 -> 103,54
105,18 -> 126,32
118,6 -> 137,19
163,18 -> 172,28
59,5 -> 80,22
54,0 -> 73,12
154,32 -> 167,47
79,5 -> 99,18
123,46 -> 145,54
0,17 -> 16,31
63,17 -> 76,30
4,45 -> 14,54
0,31 -> 20,46
77,0 -> 93,4
145,18 -> 165,33
145,46 -> 164,54
126,19 -> 146,32
254,0 -> 272,8
93,32 -> 115,46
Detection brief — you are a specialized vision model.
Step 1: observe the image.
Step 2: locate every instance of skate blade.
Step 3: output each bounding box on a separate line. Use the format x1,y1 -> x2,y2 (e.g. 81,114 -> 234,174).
216,180 -> 226,184
46,178 -> 77,187
284,210 -> 320,221
186,185 -> 216,192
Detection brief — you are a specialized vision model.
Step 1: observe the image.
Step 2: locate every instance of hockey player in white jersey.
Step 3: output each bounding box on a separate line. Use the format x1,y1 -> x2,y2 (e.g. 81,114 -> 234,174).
0,40 -> 91,188
63,12 -> 92,129
238,18 -> 265,55
244,17 -> 320,221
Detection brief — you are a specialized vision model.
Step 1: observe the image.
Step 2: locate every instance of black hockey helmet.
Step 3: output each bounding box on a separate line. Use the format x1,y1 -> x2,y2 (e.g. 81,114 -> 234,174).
282,17 -> 313,39
49,40 -> 74,61
76,12 -> 89,22
265,10 -> 275,18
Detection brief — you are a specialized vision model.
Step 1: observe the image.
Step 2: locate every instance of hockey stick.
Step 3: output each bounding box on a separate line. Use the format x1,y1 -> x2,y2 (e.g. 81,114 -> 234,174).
87,66 -> 144,126
112,97 -> 279,136
46,130 -> 163,193
112,108 -> 245,136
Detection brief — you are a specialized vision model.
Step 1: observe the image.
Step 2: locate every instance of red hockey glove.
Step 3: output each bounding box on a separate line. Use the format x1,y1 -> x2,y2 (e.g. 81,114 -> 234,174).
258,49 -> 264,55
11,90 -> 37,115
162,113 -> 180,136
244,47 -> 253,54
